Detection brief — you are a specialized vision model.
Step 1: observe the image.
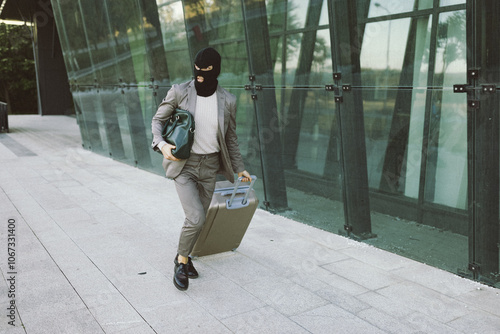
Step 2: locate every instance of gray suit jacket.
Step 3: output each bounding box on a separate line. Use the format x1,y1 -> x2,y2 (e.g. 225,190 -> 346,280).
151,80 -> 245,183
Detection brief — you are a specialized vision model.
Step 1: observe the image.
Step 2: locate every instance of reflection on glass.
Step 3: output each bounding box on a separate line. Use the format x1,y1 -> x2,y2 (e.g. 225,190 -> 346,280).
296,90 -> 335,175
440,0 -> 466,6
52,1 -> 76,79
267,0 -> 286,32
368,1 -> 415,17
360,18 -> 410,190
425,11 -> 467,209
78,1 -> 120,84
360,18 -> 411,87
286,0 -> 329,29
417,0 -> 433,10
55,0 -> 94,84
287,0 -> 308,29
157,0 -> 190,84
405,16 -> 432,199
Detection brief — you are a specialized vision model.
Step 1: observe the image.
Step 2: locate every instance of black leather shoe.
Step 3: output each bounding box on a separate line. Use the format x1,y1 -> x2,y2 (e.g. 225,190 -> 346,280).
174,254 -> 199,279
173,263 -> 189,291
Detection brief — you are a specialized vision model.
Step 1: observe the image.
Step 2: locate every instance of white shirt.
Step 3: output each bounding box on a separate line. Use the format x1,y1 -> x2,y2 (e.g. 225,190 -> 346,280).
191,93 -> 220,154
157,93 -> 219,154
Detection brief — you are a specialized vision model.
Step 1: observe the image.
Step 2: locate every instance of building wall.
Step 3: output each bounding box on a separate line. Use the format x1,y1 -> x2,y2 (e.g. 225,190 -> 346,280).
35,0 -> 74,115
50,0 -> 500,287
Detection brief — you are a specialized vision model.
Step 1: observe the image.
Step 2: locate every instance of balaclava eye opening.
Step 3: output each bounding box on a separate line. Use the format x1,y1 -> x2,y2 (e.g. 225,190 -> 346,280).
194,47 -> 221,97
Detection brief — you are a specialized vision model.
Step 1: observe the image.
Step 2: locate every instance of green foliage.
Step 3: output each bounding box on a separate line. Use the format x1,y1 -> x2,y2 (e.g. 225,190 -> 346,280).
0,23 -> 37,114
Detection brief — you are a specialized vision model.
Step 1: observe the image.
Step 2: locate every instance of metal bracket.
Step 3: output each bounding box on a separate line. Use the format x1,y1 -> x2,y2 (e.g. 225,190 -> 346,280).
251,94 -> 258,100
325,85 -> 334,91
468,100 -> 480,109
468,263 -> 480,273
344,225 -> 353,232
342,84 -> 352,92
453,84 -> 469,93
244,85 -> 251,90
249,75 -> 256,82
468,69 -> 480,80
335,96 -> 343,103
482,85 -> 497,93
255,84 -> 263,91
333,72 -> 342,80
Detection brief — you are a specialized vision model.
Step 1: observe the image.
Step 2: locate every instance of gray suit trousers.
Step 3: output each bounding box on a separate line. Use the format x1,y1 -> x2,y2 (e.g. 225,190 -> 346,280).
175,152 -> 220,257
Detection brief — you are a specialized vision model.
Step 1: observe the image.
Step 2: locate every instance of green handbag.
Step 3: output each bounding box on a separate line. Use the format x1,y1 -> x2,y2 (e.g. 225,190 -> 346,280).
161,108 -> 195,159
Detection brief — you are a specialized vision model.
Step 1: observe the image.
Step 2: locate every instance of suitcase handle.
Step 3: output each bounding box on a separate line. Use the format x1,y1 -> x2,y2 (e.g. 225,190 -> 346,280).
227,175 -> 257,209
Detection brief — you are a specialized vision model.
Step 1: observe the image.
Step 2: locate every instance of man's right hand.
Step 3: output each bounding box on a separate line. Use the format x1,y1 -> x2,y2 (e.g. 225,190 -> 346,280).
161,143 -> 180,161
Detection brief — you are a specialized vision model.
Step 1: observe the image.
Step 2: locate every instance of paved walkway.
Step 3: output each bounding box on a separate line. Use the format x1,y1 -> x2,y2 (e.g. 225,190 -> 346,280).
0,115 -> 499,334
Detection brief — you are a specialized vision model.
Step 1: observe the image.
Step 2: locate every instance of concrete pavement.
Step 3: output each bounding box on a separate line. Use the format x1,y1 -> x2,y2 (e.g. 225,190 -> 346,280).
0,115 -> 499,333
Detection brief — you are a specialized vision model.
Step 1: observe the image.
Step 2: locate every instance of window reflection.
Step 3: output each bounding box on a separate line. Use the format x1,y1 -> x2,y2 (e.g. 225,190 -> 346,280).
440,0 -> 466,6
360,18 -> 411,190
157,0 -> 190,84
368,1 -> 415,17
425,10 -> 467,209
404,16 -> 433,199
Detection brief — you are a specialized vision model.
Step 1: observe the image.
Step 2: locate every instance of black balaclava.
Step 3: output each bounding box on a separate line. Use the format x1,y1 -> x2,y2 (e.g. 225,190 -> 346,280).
194,47 -> 221,97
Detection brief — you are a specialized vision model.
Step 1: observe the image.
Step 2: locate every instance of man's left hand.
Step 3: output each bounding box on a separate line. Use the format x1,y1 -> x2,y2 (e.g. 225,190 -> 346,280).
238,170 -> 252,182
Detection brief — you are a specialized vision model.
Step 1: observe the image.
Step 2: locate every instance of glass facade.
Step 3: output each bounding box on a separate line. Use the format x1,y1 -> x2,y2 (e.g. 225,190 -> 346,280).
50,0 -> 499,287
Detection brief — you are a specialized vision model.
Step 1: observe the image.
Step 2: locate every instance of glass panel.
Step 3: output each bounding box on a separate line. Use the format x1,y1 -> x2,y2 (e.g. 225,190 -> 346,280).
157,0 -> 191,84
225,86 -> 266,210
440,0 -> 466,6
424,10 -> 467,209
417,0 -> 433,10
76,87 -> 107,155
52,1 -> 77,78
78,1 -> 120,84
360,18 -> 411,88
217,41 -> 250,87
281,89 -> 344,233
404,16 -> 433,199
271,35 -> 284,86
310,29 -> 332,85
106,0 -> 150,85
360,18 -> 411,191
287,0 -> 308,29
71,90 -> 91,149
295,90 -> 332,175
54,0 -> 94,84
267,0 -> 286,33
126,86 -> 154,169
287,0 -> 329,29
126,3 -> 151,85
367,1 -> 415,18
356,5 -> 469,275
100,88 -> 134,164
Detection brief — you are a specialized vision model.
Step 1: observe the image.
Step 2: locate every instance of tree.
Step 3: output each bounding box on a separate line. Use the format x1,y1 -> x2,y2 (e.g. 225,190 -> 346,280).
0,23 -> 37,114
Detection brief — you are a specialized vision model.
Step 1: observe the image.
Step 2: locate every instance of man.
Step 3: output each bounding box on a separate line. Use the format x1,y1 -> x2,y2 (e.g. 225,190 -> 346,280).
151,47 -> 251,291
